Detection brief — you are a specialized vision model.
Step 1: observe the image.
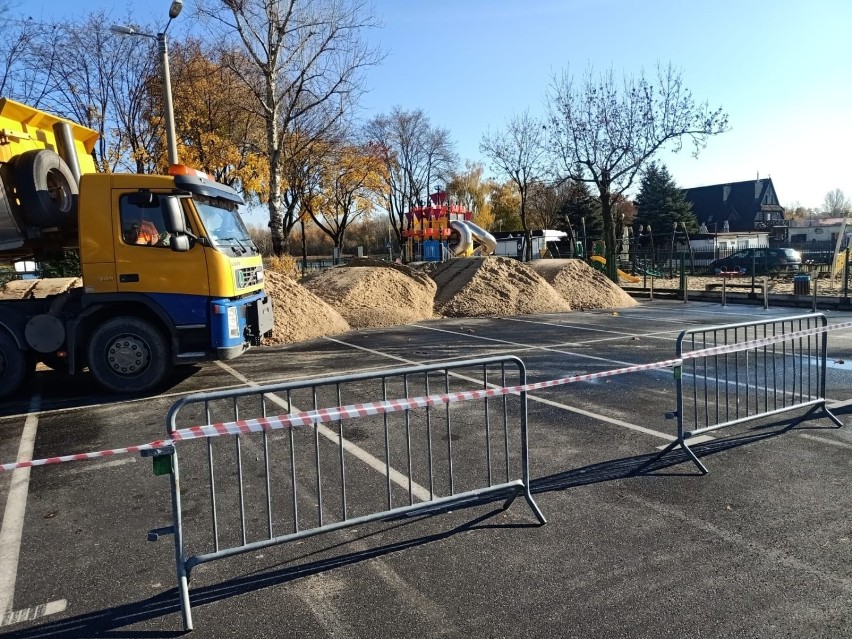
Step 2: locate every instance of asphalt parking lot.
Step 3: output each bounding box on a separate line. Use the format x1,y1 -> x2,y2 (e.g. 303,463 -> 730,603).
1,300 -> 852,638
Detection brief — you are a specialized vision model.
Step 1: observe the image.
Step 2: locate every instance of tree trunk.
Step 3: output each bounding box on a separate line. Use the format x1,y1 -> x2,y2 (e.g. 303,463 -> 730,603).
300,216 -> 308,271
600,190 -> 618,282
520,192 -> 532,262
265,79 -> 285,256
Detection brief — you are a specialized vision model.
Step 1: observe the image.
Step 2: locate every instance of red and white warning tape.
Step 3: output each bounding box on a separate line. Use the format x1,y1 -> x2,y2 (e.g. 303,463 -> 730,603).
0,441 -> 171,473
3,320 -> 851,473
681,320 -> 852,359
168,357 -> 684,443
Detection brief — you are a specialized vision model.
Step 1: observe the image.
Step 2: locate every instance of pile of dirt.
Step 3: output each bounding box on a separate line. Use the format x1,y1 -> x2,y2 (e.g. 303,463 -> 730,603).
303,263 -> 437,328
0,277 -> 81,300
529,259 -> 637,310
431,257 -> 571,317
262,270 -> 350,344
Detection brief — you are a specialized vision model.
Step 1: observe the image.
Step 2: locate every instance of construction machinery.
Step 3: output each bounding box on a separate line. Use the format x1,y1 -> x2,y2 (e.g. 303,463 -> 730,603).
0,99 -> 272,398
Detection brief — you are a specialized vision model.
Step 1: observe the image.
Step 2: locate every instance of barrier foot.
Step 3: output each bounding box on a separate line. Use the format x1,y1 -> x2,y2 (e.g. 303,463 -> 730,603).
178,571 -> 194,631
679,441 -> 709,475
822,405 -> 844,428
637,439 -> 708,475
523,489 -> 547,526
787,403 -> 841,430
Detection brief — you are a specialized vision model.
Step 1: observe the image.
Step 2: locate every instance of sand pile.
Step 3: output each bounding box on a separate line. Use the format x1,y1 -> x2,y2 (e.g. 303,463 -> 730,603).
529,259 -> 637,310
432,257 -> 571,317
0,277 -> 81,300
262,270 -> 350,344
303,262 -> 437,328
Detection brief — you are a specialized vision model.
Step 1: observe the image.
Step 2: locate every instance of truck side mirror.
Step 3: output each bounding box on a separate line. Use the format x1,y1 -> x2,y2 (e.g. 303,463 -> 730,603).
161,196 -> 186,234
170,235 -> 191,252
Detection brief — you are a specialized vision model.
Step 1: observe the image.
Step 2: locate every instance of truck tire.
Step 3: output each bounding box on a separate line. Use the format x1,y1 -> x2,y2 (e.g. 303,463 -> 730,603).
14,149 -> 78,230
0,329 -> 28,398
87,317 -> 171,394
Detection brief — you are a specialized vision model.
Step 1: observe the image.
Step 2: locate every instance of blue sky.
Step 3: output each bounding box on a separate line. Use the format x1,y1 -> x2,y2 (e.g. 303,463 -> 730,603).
15,0 -> 852,211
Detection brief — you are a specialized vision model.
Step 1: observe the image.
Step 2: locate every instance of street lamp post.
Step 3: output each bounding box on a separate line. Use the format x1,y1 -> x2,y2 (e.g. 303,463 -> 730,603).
111,0 -> 183,167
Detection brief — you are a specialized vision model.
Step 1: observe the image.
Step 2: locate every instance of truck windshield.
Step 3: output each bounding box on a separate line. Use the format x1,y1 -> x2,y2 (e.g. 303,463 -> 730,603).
193,195 -> 256,256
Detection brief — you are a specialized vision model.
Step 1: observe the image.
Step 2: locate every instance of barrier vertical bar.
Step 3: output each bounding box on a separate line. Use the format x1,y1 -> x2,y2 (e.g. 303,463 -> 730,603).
171,449 -> 193,631
206,401 -> 219,553
445,371 -> 454,495
502,364 -> 510,484
425,373 -> 434,499
403,375 -> 413,506
483,365 -> 492,487
235,398 -> 246,546
337,384 -> 348,519
313,387 -> 323,526
383,377 -> 392,510
262,395 -> 272,539
288,389 -> 298,533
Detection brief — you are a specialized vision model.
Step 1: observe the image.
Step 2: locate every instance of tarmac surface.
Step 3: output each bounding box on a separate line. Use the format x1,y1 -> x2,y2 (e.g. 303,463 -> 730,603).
1,300 -> 852,638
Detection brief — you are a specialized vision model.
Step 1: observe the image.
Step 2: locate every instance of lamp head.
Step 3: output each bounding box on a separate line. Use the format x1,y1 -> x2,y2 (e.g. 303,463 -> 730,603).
110,24 -> 136,35
168,0 -> 183,19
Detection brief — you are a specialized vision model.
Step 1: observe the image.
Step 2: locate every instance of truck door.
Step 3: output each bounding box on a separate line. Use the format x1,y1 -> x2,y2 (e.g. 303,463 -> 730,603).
113,190 -> 210,301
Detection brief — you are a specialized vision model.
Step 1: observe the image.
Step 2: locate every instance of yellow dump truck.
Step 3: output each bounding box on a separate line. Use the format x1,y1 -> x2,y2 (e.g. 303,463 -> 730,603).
0,99 -> 272,397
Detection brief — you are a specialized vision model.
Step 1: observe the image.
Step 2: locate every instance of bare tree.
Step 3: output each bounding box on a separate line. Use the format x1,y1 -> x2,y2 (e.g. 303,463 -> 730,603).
0,11 -> 46,104
547,64 -> 728,280
198,0 -> 383,255
526,180 -> 566,231
22,13 -> 158,172
823,188 -> 851,218
480,109 -> 547,260
366,107 -> 457,248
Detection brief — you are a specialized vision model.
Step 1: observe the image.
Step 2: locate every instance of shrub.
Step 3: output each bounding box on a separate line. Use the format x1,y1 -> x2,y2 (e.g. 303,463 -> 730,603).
265,254 -> 299,280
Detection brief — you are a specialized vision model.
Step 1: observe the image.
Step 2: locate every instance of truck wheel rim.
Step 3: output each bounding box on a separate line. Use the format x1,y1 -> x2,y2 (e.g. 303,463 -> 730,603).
106,335 -> 150,376
46,168 -> 73,214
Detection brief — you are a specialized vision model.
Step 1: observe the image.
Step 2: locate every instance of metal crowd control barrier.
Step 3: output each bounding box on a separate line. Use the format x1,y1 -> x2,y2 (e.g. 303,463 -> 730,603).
657,313 -> 843,473
153,356 -> 545,631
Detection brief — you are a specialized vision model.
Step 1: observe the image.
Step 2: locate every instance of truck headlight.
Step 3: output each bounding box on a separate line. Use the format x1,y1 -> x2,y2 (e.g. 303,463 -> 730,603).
256,268 -> 264,283
227,306 -> 240,339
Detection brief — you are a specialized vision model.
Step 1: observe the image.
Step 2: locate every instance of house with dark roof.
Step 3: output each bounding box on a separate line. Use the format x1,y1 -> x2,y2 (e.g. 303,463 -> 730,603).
682,178 -> 788,242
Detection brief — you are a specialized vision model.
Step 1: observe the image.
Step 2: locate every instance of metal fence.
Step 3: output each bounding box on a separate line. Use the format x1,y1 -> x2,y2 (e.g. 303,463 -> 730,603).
656,313 -> 843,473
153,355 -> 545,630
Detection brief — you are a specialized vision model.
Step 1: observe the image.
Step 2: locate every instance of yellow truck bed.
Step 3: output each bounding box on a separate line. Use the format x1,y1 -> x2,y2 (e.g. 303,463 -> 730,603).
0,98 -> 98,173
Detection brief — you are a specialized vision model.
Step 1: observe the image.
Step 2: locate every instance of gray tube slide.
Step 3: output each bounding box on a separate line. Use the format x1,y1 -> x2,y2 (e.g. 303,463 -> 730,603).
448,220 -> 496,256
464,220 -> 496,255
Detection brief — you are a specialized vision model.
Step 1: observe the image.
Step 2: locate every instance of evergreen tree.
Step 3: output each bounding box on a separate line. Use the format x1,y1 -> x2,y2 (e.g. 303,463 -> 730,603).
635,163 -> 698,235
556,179 -> 602,242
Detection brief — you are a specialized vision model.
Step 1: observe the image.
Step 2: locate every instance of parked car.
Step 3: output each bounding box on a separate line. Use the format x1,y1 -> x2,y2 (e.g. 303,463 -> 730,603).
709,248 -> 802,276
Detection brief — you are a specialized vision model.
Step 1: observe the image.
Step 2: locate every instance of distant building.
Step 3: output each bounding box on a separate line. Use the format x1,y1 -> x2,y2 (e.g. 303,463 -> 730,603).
682,178 -> 788,242
788,218 -> 851,246
492,230 -> 568,260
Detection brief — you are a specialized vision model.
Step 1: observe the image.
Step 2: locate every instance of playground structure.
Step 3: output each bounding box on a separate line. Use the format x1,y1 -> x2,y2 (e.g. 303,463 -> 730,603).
589,255 -> 642,283
403,192 -> 496,262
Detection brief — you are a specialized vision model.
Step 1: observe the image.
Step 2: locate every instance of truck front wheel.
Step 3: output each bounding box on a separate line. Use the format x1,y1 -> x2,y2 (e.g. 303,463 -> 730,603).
87,317 -> 171,394
0,330 -> 28,398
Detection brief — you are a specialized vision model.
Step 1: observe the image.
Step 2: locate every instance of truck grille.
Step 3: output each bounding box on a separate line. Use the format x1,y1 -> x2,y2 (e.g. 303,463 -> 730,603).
235,266 -> 260,289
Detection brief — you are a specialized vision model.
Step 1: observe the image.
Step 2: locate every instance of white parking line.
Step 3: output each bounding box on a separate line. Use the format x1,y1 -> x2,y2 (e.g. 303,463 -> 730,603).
0,599 -> 66,628
65,457 -> 137,475
0,393 -> 41,615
